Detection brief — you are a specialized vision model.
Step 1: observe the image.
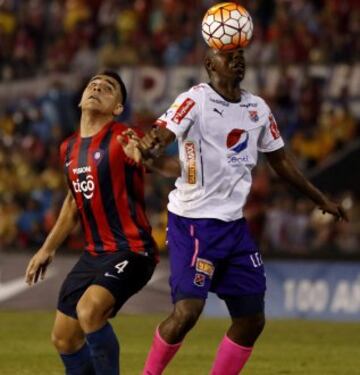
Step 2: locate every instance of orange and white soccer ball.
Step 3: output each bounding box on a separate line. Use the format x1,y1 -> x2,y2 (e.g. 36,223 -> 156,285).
202,2 -> 253,51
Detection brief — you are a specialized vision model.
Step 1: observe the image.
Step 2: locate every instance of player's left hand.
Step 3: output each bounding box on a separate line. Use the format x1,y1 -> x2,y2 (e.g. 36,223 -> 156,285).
318,199 -> 349,222
117,130 -> 142,163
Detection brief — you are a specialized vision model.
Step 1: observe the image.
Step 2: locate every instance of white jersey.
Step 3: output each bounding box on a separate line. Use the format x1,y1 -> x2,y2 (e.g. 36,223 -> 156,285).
155,83 -> 284,221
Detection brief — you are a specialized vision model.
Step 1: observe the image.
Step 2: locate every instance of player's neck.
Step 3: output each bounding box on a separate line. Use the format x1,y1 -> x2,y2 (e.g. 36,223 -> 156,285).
209,79 -> 242,102
80,111 -> 113,137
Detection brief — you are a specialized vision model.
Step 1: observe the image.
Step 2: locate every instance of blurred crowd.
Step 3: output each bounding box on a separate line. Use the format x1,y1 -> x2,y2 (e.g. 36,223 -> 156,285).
0,0 -> 359,255
0,0 -> 359,79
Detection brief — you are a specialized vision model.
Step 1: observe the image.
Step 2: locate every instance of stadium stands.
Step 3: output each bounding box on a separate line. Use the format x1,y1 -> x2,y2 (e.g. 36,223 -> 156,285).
0,0 -> 359,254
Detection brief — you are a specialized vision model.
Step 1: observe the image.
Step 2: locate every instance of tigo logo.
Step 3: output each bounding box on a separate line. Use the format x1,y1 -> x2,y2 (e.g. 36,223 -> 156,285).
72,175 -> 95,199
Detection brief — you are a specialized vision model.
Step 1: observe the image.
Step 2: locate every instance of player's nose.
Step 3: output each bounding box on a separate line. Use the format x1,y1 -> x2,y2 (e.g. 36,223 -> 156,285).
92,84 -> 101,92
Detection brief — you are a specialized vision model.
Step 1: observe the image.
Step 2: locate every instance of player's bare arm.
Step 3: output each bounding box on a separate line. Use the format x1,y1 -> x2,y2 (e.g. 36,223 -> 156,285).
266,148 -> 348,221
25,191 -> 78,285
117,128 -> 179,177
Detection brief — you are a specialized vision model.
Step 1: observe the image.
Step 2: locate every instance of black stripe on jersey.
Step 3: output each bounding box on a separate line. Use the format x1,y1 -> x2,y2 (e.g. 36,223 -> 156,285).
78,138 -> 104,253
98,129 -> 130,252
124,165 -> 154,251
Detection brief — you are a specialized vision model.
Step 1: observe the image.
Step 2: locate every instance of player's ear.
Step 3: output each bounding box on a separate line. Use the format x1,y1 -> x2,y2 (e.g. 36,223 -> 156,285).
204,56 -> 214,74
113,103 -> 123,116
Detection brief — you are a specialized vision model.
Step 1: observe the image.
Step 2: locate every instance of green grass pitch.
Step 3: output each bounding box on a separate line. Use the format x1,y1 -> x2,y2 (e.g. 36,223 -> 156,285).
0,312 -> 359,374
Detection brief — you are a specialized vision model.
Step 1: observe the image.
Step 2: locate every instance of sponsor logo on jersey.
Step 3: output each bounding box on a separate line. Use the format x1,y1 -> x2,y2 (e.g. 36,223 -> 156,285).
155,119 -> 167,128
227,129 -> 249,153
193,273 -> 206,287
226,128 -> 250,165
196,258 -> 214,278
249,110 -> 259,122
239,102 -> 257,108
184,141 -> 196,184
269,114 -> 281,139
172,98 -> 195,124
210,97 -> 230,107
72,174 -> 95,199
72,166 -> 91,175
213,108 -> 224,117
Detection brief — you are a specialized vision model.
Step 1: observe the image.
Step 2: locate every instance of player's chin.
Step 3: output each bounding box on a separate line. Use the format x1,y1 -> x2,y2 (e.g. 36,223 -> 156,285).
83,102 -> 103,111
229,69 -> 245,81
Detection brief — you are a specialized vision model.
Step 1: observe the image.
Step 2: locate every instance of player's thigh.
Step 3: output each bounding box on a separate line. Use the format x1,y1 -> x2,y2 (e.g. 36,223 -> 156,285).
167,212 -> 216,303
51,310 -> 85,353
57,252 -> 95,319
91,250 -> 156,316
77,284 -> 116,321
212,252 -> 266,316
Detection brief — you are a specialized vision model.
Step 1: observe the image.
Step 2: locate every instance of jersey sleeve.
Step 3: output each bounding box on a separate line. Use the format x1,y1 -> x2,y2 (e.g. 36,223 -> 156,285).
154,90 -> 199,138
257,105 -> 285,153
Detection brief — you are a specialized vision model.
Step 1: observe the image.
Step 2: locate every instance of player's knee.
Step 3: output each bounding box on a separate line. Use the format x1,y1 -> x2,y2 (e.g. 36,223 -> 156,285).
173,306 -> 202,332
76,300 -> 107,330
243,314 -> 265,336
230,313 -> 265,346
51,331 -> 83,354
250,314 -> 265,336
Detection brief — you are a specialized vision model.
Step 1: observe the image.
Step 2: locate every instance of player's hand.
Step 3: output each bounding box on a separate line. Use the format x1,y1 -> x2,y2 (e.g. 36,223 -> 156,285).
117,130 -> 142,163
139,128 -> 166,158
318,199 -> 349,222
25,248 -> 55,286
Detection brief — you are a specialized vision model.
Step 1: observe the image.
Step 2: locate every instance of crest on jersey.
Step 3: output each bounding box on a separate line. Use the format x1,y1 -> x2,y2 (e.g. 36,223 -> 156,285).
93,149 -> 104,165
226,129 -> 249,154
249,110 -> 259,122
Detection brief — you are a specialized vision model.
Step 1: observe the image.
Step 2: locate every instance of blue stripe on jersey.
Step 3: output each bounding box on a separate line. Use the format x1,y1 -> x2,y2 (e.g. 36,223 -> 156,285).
98,129 -> 131,252
78,138 -> 104,253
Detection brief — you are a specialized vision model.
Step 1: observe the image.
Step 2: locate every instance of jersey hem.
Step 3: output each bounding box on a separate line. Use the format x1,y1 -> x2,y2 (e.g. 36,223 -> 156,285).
167,207 -> 244,222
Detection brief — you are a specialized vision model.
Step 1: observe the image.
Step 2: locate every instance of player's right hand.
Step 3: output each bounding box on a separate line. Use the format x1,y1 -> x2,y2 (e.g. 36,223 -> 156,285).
25,248 -> 55,286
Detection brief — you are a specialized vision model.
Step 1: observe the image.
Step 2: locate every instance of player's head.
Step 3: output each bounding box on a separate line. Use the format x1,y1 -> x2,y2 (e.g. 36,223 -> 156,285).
204,48 -> 245,82
79,70 -> 127,117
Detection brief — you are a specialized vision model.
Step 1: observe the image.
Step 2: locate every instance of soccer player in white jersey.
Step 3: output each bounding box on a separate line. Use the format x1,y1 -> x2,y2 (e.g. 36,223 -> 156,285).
128,48 -> 348,375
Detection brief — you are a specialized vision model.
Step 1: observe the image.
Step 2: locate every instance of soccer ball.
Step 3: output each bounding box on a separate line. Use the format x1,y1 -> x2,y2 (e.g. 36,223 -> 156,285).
202,2 -> 253,51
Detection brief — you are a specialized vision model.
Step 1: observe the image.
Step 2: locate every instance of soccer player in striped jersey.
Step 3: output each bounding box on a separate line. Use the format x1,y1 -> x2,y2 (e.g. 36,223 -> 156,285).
25,71 -> 178,375
129,49 -> 348,375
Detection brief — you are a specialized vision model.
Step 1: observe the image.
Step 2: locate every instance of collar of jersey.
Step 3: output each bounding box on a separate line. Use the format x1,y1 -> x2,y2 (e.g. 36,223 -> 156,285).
80,120 -> 115,139
207,83 -> 242,104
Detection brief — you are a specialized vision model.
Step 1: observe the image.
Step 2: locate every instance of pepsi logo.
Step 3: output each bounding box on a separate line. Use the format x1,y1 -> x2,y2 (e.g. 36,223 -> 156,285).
226,128 -> 249,153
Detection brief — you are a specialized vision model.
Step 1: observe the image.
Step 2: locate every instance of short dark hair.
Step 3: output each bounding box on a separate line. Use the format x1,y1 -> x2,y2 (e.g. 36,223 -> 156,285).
99,70 -> 127,105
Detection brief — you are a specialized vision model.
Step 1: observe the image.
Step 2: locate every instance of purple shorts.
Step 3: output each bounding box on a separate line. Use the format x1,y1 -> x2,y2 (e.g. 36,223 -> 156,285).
167,211 -> 266,303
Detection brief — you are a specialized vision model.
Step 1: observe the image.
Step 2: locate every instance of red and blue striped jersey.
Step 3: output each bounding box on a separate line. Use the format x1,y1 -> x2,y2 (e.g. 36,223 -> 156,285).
60,121 -> 158,258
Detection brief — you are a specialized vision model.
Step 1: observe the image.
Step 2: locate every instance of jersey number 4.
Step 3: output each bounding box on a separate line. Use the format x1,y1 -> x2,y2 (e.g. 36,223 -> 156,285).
114,260 -> 129,274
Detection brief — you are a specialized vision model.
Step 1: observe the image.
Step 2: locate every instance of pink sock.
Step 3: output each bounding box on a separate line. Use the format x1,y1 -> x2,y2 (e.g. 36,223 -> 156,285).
142,327 -> 182,375
210,335 -> 253,375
